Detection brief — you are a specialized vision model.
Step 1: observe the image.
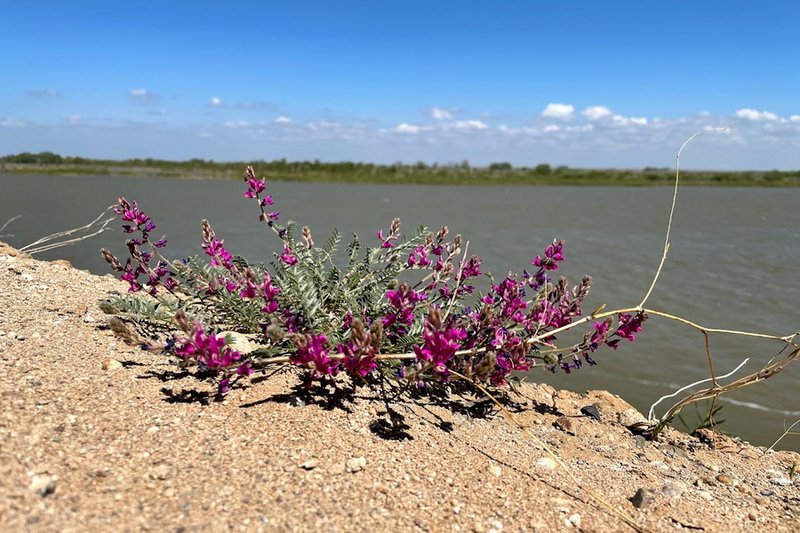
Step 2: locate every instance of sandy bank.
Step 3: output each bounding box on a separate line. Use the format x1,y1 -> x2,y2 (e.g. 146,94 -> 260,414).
0,242 -> 798,532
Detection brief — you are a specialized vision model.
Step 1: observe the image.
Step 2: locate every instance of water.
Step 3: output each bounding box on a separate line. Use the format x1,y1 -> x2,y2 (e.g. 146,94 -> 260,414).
2,173 -> 799,449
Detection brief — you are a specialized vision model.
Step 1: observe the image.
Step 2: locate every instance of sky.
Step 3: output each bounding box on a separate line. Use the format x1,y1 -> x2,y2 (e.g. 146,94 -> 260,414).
1,1 -> 798,169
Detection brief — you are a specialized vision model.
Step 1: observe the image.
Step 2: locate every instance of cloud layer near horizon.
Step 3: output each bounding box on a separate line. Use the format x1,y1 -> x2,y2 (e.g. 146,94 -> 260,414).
2,100 -> 799,169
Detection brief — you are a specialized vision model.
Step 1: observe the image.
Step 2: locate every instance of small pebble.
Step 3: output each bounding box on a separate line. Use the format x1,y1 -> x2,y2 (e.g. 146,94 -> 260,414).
754,496 -> 768,505
618,408 -> 647,428
102,358 -> 123,371
288,396 -> 305,407
565,513 -> 581,528
770,477 -> 792,486
150,464 -> 171,480
554,416 -> 577,435
346,456 -> 366,473
28,474 -> 57,497
630,488 -> 649,508
661,481 -> 687,499
580,404 -> 602,421
748,511 -> 757,521
716,474 -> 734,485
299,460 -> 318,470
535,457 -> 557,470
489,465 -> 502,477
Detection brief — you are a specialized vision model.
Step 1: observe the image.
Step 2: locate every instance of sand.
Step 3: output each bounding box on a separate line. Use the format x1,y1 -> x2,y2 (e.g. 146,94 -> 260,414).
1,241 -> 798,532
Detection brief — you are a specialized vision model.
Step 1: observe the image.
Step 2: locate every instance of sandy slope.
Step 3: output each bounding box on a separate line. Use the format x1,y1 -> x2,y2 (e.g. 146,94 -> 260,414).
1,242 -> 798,532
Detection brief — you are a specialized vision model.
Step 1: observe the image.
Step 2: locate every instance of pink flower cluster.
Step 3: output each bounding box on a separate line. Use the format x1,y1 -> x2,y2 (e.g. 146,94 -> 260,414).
174,320 -> 253,394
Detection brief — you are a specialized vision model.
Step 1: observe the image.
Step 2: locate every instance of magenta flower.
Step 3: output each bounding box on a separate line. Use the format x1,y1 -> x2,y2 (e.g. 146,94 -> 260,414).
244,176 -> 267,198
413,321 -> 467,376
614,312 -> 647,342
492,276 -> 527,322
532,239 -> 565,271
291,334 -> 339,378
459,255 -> 482,280
279,245 -> 298,266
201,222 -> 235,272
339,340 -> 378,378
376,229 -> 396,249
173,321 -> 250,395
382,283 -> 426,336
174,321 -> 243,369
260,272 -> 281,313
407,245 -> 432,267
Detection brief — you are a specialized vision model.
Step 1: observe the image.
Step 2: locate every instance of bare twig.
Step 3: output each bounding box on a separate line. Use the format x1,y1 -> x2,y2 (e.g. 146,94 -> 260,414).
647,358 -> 750,421
766,418 -> 800,453
646,346 -> 800,436
0,215 -> 21,237
637,126 -> 733,309
21,206 -> 115,255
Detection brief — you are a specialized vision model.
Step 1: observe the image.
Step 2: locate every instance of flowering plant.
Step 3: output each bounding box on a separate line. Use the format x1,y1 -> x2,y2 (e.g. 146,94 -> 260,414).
101,166 -> 647,396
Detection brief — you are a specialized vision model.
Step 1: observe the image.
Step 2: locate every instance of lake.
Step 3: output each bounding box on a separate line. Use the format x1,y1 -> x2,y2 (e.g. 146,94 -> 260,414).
2,173 -> 798,449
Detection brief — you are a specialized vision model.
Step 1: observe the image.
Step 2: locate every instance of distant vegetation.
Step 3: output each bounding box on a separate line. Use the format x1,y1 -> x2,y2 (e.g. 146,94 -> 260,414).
2,151 -> 799,186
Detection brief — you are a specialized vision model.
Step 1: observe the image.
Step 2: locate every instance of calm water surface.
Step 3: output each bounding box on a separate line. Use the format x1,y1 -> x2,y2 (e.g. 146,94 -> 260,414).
2,173 -> 798,449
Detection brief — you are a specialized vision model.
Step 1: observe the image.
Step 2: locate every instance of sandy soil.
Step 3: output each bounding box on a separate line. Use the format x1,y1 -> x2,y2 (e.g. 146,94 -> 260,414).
1,241 -> 798,532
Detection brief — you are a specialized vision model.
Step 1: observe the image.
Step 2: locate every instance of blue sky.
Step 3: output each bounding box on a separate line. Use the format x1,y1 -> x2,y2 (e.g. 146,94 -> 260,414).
1,1 -> 798,168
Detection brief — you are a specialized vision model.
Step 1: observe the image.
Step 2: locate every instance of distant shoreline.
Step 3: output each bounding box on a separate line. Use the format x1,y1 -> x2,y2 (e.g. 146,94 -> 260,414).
2,152 -> 799,186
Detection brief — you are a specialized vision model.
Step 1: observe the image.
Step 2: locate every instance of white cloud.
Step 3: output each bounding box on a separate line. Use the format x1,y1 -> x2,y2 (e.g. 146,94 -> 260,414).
66,114 -> 82,124
26,89 -> 58,98
788,115 -> 800,122
209,96 -> 223,107
582,105 -> 613,120
543,124 -> 560,132
735,108 -> 778,121
274,116 -> 293,124
431,107 -> 453,120
129,88 -> 159,104
224,120 -> 250,129
541,103 -> 574,119
611,114 -> 648,126
1,117 -> 26,127
566,124 -> 594,132
307,120 -> 341,130
453,120 -> 488,130
395,123 -> 421,134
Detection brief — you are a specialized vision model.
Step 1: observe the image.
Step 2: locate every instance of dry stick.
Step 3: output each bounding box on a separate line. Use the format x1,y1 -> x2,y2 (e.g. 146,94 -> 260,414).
766,418 -> 800,453
21,206 -> 116,254
0,214 -> 21,236
443,241 -> 469,321
648,345 -> 800,436
252,309 -> 798,368
647,358 -> 750,421
637,126 -> 733,310
449,370 -> 651,533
